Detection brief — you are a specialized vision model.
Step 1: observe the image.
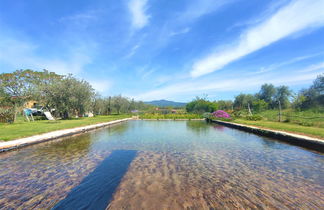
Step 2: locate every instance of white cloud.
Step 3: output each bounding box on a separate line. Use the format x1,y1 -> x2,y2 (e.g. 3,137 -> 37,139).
124,44 -> 140,59
191,0 -> 324,77
180,0 -> 236,22
128,0 -> 150,29
298,62 -> 324,72
169,28 -> 191,37
0,36 -> 92,75
252,52 -> 323,74
89,79 -> 112,93
136,70 -> 320,101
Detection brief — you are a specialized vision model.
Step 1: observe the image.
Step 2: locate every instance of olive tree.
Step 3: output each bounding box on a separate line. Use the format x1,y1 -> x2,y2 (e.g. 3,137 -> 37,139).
43,75 -> 95,119
0,70 -> 36,121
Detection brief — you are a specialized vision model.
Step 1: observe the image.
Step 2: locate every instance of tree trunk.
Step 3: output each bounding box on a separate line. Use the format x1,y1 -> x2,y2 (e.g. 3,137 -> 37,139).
13,101 -> 17,122
63,111 -> 69,119
278,100 -> 282,122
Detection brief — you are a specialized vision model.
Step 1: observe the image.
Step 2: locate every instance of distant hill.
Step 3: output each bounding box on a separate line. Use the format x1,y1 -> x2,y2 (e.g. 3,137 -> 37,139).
145,100 -> 187,108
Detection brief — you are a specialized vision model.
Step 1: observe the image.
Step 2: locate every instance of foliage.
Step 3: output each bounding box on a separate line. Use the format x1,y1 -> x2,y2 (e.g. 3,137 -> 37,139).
186,97 -> 218,114
258,83 -> 276,106
294,74 -> 323,110
216,100 -> 233,110
0,69 -> 38,121
0,107 -> 15,123
140,113 -> 202,120
252,99 -> 268,112
233,93 -> 255,110
93,95 -> 152,115
42,75 -> 95,119
202,112 -> 213,119
245,115 -> 263,121
274,85 -> 292,109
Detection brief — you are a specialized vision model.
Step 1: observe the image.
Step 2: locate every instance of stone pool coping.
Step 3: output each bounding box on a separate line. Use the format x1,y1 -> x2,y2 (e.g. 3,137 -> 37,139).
0,118 -> 132,152
211,119 -> 324,152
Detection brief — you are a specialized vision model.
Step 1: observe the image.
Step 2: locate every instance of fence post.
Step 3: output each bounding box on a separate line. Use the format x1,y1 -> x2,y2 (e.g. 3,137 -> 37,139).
278,100 -> 282,122
248,103 -> 252,116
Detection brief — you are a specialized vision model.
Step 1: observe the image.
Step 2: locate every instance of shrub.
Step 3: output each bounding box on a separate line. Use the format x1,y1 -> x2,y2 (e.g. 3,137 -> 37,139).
202,112 -> 212,119
298,121 -> 314,127
0,107 -> 15,123
212,110 -> 231,119
245,115 -> 263,121
233,110 -> 245,118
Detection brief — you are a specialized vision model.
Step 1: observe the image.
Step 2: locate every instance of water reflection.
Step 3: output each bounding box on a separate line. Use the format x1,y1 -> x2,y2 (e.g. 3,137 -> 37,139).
186,120 -> 209,134
0,120 -> 323,209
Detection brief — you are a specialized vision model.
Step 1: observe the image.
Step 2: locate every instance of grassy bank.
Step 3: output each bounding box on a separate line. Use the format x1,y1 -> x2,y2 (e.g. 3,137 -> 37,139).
252,109 -> 324,128
0,115 -> 130,141
139,113 -> 202,120
232,119 -> 324,139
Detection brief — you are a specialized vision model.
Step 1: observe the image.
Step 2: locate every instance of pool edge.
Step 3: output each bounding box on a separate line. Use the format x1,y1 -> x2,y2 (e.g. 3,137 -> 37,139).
0,118 -> 132,153
210,119 -> 324,153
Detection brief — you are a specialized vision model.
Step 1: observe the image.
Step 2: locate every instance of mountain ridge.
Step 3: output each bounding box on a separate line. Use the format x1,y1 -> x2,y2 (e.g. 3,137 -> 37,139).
144,99 -> 187,107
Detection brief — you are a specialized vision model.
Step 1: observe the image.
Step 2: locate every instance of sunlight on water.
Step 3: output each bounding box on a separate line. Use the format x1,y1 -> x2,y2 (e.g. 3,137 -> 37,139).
0,121 -> 323,209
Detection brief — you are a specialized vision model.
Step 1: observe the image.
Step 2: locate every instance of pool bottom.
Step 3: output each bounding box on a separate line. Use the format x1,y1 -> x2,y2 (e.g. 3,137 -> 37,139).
54,150 -> 137,210
107,151 -> 323,209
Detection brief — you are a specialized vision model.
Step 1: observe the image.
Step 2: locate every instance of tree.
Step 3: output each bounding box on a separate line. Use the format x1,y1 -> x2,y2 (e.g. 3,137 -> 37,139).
111,95 -> 124,114
0,70 -> 36,121
43,75 -> 95,119
186,97 -> 217,114
274,86 -> 292,109
258,84 -> 276,107
252,99 -> 268,112
233,94 -> 255,110
295,74 -> 324,109
216,100 -> 233,110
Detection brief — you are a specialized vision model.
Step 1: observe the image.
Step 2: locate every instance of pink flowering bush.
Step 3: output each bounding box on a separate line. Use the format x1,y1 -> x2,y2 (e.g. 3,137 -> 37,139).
212,110 -> 231,119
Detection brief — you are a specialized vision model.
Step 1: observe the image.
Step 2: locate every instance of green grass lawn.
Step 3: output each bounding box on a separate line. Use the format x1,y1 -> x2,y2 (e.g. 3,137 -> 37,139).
254,109 -> 324,128
233,119 -> 324,139
0,115 -> 130,141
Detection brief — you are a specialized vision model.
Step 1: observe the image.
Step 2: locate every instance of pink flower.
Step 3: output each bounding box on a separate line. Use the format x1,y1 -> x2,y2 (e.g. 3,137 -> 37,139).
212,110 -> 231,119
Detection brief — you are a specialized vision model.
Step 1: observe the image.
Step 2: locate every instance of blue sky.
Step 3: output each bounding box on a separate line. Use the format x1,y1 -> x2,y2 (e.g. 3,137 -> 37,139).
0,0 -> 323,102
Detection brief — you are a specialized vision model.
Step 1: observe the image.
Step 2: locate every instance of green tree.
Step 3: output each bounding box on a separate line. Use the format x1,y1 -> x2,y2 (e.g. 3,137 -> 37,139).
258,84 -> 276,107
216,100 -> 233,110
111,95 -> 124,114
234,94 -> 255,110
252,99 -> 268,112
186,97 -> 217,114
274,86 -> 292,109
296,74 -> 324,109
0,70 -> 37,121
43,75 -> 95,119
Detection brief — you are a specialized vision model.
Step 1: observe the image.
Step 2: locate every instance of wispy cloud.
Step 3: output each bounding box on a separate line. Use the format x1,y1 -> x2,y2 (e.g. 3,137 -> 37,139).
136,70 -> 320,101
128,0 -> 150,29
298,62 -> 324,72
89,79 -> 112,93
180,0 -> 236,22
252,52 -> 323,74
169,27 -> 191,37
191,0 -> 324,77
124,44 -> 140,58
0,34 -> 93,75
59,11 -> 98,23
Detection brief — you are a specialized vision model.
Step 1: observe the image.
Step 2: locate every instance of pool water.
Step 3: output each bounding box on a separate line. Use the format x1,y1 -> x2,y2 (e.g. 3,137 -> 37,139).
0,120 -> 323,209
